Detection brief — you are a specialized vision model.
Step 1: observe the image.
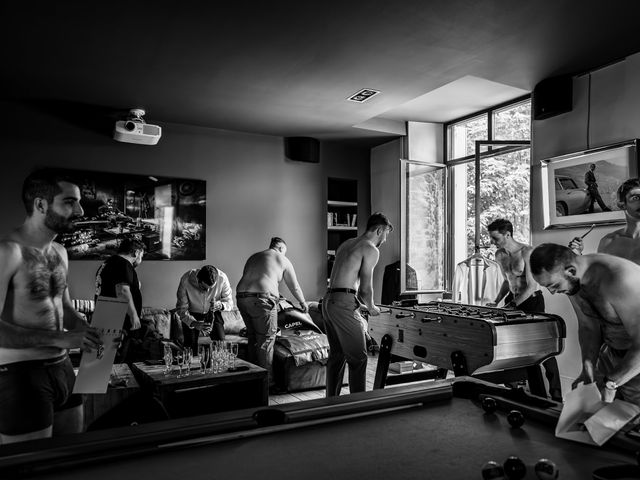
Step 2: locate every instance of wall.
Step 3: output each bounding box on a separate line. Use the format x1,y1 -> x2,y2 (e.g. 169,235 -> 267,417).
531,52 -> 640,393
371,139 -> 402,301
0,101 -> 370,307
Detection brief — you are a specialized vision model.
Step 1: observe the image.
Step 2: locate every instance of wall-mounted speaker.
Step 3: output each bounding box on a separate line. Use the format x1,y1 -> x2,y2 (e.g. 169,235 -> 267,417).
285,137 -> 320,163
533,75 -> 573,120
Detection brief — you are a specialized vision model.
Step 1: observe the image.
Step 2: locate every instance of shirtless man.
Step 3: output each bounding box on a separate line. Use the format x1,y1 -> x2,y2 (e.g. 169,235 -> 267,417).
236,237 -> 307,390
487,218 -> 562,401
571,178 -> 640,262
530,243 -> 640,406
323,212 -> 392,397
488,219 -> 540,309
0,169 -> 102,444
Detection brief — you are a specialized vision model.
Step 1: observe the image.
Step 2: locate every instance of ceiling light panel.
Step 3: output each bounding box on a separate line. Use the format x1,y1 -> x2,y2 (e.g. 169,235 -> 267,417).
347,88 -> 380,103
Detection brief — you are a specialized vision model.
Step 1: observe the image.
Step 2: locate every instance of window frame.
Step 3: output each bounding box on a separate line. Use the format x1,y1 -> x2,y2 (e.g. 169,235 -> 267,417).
399,94 -> 531,296
400,159 -> 448,295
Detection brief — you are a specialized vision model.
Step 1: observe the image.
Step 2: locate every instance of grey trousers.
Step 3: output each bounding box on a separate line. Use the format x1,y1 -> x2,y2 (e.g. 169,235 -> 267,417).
322,292 -> 368,397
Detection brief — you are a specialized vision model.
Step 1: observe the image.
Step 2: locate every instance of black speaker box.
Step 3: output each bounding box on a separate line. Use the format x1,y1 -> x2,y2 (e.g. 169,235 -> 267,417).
285,137 -> 320,163
533,75 -> 573,120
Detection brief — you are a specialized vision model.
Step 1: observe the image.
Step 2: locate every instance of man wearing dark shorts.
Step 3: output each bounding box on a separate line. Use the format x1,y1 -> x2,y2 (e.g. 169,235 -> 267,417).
0,169 -> 102,444
488,218 -> 562,401
236,237 -> 307,392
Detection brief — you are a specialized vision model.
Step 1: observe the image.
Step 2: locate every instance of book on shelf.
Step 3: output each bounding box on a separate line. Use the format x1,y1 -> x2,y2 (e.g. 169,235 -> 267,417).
351,213 -> 357,226
327,212 -> 333,227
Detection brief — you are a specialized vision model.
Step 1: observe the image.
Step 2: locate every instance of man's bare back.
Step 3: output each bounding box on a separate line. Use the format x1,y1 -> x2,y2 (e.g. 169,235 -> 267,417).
572,255 -> 637,349
237,249 -> 285,296
329,237 -> 374,291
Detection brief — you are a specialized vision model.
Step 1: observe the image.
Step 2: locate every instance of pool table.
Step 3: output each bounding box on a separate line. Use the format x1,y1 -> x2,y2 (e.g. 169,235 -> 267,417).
1,378 -> 638,479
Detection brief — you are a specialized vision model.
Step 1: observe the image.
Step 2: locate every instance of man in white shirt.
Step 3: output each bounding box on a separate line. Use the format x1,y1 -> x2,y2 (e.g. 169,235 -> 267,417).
176,265 -> 234,351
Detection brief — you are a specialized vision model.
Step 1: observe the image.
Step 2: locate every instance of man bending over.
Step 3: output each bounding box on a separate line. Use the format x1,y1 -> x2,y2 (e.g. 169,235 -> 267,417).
531,243 -> 640,406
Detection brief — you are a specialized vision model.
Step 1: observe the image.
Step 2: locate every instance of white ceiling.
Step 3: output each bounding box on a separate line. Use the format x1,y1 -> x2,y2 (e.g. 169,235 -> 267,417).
2,1 -> 640,146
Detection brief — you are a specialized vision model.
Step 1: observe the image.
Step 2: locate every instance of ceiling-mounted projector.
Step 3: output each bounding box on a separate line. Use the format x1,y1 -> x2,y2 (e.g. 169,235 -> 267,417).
113,108 -> 162,145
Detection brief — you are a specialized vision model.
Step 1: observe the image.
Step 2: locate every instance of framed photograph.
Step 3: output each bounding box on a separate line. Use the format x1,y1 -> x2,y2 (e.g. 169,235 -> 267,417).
540,140 -> 639,229
56,169 -> 206,260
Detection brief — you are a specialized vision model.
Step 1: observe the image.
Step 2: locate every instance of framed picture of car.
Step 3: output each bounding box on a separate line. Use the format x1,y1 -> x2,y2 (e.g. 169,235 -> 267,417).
540,139 -> 639,229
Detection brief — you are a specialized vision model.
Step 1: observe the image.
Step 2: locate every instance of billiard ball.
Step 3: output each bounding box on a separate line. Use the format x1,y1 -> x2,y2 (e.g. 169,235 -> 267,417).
481,396 -> 498,414
507,409 -> 525,428
534,458 -> 559,480
481,460 -> 505,480
503,456 -> 527,480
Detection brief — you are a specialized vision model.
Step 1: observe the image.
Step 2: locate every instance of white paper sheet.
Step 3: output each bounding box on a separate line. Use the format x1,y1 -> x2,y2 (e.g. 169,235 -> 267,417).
555,382 -> 640,446
72,296 -> 128,394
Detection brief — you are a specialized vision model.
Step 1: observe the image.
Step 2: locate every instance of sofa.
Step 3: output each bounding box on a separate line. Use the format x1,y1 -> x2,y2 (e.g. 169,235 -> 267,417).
71,299 -> 249,362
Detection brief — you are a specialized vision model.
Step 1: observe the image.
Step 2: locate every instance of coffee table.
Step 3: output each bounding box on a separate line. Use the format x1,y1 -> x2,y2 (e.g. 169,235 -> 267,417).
131,358 -> 268,418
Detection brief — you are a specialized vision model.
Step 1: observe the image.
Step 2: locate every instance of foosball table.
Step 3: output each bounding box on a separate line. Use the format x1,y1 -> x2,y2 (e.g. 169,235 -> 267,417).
368,301 -> 566,397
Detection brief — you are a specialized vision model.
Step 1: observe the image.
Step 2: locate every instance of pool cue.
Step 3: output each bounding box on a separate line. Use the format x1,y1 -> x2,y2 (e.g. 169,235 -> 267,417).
580,223 -> 596,239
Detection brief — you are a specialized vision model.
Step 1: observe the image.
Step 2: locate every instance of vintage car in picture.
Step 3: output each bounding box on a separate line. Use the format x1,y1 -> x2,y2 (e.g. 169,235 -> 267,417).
555,174 -> 591,216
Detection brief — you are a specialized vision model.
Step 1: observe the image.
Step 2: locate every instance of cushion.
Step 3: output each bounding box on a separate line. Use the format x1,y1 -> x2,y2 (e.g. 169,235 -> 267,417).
141,307 -> 171,339
275,331 -> 329,367
222,309 -> 245,335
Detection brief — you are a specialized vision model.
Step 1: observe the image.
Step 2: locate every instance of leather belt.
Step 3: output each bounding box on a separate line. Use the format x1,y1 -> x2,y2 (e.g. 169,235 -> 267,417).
236,292 -> 277,299
327,288 -> 357,295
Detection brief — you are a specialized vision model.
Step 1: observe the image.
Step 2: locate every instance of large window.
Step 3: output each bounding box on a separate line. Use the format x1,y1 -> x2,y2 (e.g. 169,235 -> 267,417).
402,96 -> 531,294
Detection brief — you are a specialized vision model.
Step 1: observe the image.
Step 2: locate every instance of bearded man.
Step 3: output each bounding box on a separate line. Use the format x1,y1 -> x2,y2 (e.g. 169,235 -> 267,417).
530,243 -> 640,407
0,168 -> 102,444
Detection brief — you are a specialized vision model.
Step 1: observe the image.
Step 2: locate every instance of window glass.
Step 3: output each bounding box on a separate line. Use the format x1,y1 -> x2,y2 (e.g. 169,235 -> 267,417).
449,115 -> 488,159
493,101 -> 531,140
404,162 -> 446,291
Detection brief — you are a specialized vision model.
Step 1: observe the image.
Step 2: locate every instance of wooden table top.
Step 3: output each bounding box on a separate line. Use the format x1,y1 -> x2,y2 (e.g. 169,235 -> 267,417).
109,363 -> 140,389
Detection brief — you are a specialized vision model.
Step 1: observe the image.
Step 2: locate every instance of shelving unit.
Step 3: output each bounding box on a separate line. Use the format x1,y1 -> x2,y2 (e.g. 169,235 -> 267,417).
327,178 -> 358,281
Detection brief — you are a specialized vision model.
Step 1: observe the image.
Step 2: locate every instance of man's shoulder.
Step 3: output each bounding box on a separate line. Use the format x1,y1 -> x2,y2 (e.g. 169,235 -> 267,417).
521,244 -> 535,256
600,228 -> 626,242
0,238 -> 22,256
494,248 -> 507,259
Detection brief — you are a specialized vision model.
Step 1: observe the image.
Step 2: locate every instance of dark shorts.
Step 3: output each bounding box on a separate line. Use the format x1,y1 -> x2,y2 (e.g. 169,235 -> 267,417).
0,354 -> 82,435
505,290 -> 545,313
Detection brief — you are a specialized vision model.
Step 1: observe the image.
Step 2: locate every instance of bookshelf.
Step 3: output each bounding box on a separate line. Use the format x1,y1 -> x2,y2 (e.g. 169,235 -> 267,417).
327,178 -> 358,281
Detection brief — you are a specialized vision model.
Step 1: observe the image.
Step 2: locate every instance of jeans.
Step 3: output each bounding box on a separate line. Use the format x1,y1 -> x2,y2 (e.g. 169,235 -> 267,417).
236,294 -> 278,386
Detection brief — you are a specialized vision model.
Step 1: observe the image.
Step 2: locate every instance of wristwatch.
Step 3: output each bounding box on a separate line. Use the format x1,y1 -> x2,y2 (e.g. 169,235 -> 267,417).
604,377 -> 619,390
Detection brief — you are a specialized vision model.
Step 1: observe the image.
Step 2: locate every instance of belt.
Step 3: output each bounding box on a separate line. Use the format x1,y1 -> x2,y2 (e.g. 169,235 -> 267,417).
0,353 -> 68,372
326,288 -> 357,295
236,292 -> 277,299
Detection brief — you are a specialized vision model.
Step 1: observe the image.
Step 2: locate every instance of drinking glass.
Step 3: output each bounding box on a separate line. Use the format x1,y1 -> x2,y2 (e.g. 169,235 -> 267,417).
183,347 -> 192,377
199,345 -> 210,374
163,344 -> 173,376
230,342 -> 239,370
175,351 -> 184,378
